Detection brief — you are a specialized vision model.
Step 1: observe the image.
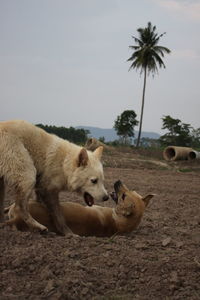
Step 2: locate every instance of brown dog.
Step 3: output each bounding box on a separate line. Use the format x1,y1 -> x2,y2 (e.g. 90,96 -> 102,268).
5,181 -> 154,237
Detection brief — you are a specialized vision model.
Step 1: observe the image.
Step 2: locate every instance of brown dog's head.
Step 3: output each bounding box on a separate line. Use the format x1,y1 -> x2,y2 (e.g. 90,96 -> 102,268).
110,180 -> 154,231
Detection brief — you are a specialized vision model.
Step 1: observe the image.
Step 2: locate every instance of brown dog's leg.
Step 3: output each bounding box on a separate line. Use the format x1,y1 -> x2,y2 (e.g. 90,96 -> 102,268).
41,190 -> 71,235
0,177 -> 5,222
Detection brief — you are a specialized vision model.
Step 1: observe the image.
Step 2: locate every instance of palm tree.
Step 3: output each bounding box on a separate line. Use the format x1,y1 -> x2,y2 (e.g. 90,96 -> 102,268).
127,22 -> 171,147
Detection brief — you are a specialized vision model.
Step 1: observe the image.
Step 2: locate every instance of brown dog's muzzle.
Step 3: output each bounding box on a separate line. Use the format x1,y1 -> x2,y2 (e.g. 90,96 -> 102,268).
110,180 -> 123,204
110,192 -> 118,203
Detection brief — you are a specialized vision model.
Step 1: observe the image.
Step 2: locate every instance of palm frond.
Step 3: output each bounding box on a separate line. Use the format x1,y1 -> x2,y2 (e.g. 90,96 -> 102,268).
151,50 -> 166,68
154,45 -> 171,55
154,32 -> 166,45
129,45 -> 140,50
131,35 -> 143,47
127,49 -> 142,62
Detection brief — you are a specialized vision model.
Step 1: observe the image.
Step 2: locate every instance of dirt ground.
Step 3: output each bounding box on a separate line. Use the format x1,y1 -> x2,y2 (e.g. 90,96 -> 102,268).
0,150 -> 200,300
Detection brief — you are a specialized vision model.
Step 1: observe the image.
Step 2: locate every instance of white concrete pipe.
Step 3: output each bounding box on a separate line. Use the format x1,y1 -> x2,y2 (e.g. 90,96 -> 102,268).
188,150 -> 200,160
163,146 -> 194,161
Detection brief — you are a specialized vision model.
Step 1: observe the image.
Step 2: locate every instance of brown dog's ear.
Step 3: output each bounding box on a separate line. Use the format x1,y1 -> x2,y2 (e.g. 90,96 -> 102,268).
77,148 -> 89,167
142,194 -> 155,207
93,146 -> 103,160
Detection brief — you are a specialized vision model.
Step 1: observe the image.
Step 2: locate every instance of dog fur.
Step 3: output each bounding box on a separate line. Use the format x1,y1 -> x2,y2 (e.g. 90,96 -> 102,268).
5,181 -> 154,237
0,120 -> 108,234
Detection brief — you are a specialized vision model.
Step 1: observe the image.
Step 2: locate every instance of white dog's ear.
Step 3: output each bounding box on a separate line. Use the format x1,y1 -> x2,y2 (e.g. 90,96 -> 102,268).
142,194 -> 155,207
77,148 -> 89,167
93,146 -> 103,160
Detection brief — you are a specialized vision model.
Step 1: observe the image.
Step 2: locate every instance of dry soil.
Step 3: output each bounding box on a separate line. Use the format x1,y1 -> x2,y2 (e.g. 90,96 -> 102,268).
0,151 -> 200,299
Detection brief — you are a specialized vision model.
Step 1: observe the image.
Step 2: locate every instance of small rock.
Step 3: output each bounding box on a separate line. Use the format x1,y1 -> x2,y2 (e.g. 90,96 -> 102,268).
6,287 -> 13,293
40,266 -> 53,280
162,237 -> 171,247
29,264 -> 35,272
44,280 -> 55,293
170,271 -> 178,283
102,252 -> 110,258
81,287 -> 89,296
25,282 -> 32,289
141,268 -> 146,273
194,257 -> 200,268
176,241 -> 184,248
107,261 -> 115,267
64,250 -> 71,256
135,242 -> 146,249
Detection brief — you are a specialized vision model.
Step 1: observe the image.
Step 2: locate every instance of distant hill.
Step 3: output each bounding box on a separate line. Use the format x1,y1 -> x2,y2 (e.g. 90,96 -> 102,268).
76,126 -> 160,142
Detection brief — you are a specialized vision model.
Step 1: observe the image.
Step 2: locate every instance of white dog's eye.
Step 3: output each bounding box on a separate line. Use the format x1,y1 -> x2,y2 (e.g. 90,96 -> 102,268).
91,178 -> 98,184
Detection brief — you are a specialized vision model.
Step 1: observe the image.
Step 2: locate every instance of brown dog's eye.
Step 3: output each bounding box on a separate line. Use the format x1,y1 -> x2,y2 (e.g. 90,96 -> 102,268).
122,193 -> 126,200
91,178 -> 98,184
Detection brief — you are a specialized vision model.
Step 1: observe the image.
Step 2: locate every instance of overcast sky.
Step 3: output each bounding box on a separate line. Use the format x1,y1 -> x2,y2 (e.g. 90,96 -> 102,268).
0,0 -> 199,134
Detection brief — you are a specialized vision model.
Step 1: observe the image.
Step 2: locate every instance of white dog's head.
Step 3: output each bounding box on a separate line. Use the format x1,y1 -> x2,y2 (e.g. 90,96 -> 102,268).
69,146 -> 109,206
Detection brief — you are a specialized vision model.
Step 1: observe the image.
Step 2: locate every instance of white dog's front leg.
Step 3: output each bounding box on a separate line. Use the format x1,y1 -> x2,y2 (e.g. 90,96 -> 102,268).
41,190 -> 72,236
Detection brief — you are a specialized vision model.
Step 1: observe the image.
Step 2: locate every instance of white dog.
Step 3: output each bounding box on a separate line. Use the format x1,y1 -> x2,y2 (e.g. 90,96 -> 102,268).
0,120 -> 108,234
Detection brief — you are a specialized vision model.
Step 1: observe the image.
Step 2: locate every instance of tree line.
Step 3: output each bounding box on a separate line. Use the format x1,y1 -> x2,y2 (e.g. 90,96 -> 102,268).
36,112 -> 200,149
113,110 -> 200,148
36,124 -> 89,145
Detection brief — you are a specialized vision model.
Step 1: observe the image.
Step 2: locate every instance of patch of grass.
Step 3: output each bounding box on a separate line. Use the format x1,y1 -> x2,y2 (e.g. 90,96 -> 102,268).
133,147 -> 164,160
178,168 -> 193,173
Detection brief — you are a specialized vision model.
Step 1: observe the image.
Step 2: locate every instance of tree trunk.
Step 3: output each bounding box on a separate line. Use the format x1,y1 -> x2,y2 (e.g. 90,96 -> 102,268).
136,67 -> 147,148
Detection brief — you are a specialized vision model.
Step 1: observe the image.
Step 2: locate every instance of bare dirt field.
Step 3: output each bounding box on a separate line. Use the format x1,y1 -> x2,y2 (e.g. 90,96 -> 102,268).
0,149 -> 200,299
